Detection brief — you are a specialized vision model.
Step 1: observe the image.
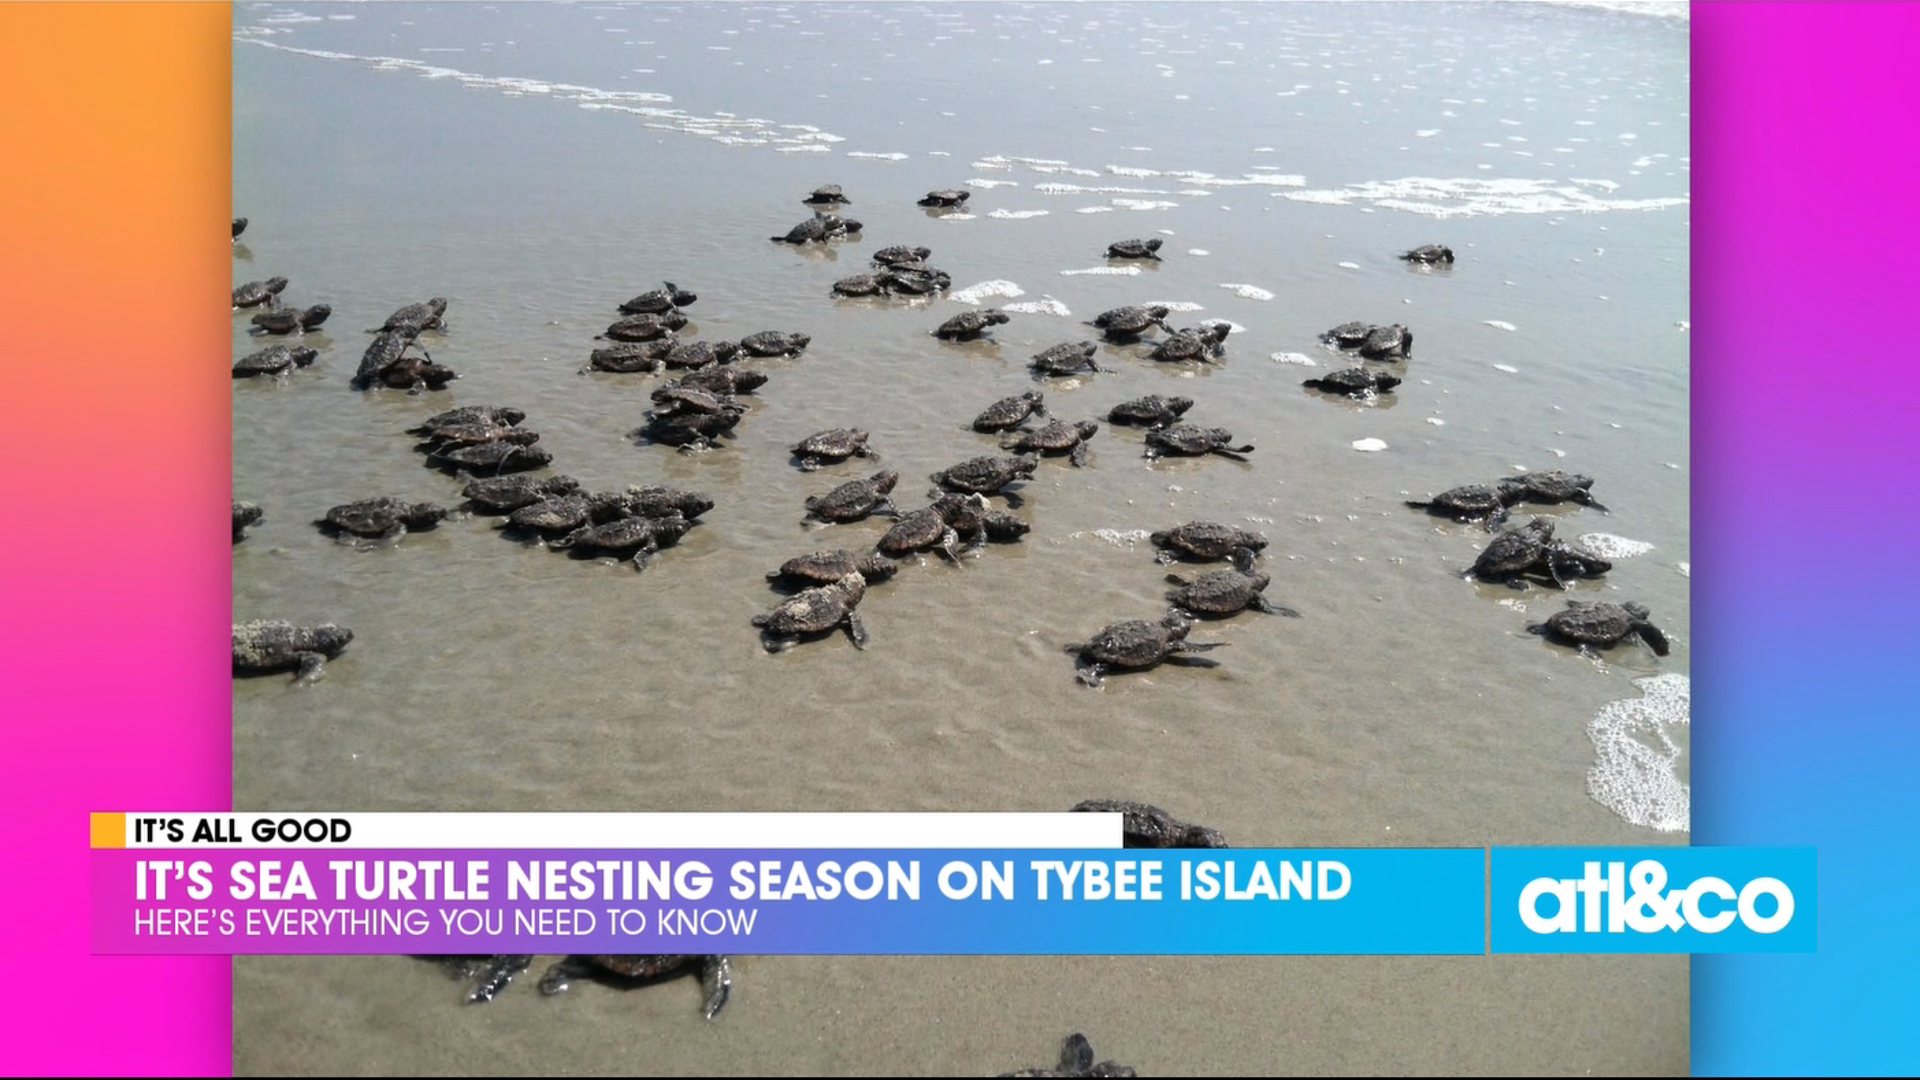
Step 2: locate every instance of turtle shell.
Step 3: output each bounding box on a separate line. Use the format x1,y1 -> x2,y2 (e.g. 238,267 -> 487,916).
1358,323 -> 1411,359
770,550 -> 897,586
664,340 -> 740,369
805,471 -> 898,522
1077,620 -> 1177,668
1167,566 -> 1273,615
1108,395 -> 1193,426
1003,418 -> 1098,453
618,283 -> 696,315
918,189 -> 970,207
231,277 -> 288,307
233,345 -> 317,377
934,309 -> 1010,340
754,574 -> 866,634
674,366 -> 766,395
1106,238 -> 1164,259
462,474 -> 580,513
1030,341 -> 1100,374
931,454 -> 1037,494
1471,519 -> 1554,579
1537,601 -> 1663,652
738,331 -> 810,357
1151,521 -> 1268,560
973,391 -> 1045,432
602,312 -> 687,342
793,428 -> 870,459
804,185 -> 849,205
321,497 -> 445,536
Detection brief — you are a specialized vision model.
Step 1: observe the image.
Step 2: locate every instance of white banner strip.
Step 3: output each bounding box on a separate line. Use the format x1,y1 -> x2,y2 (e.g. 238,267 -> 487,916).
109,812 -> 1121,849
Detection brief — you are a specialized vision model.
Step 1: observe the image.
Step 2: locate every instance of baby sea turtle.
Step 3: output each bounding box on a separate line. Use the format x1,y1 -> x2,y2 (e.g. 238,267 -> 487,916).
1091,304 -> 1171,342
832,273 -> 891,298
233,620 -> 353,683
587,341 -> 673,374
231,276 -> 288,308
934,308 -> 1011,341
1528,601 -> 1671,657
504,494 -> 598,535
674,366 -> 768,396
316,497 -> 449,541
1166,546 -> 1301,618
1002,418 -> 1100,467
973,390 -> 1047,432
409,405 -> 525,438
368,297 -> 448,334
250,303 -> 332,335
1467,518 -> 1556,588
804,184 -> 850,206
639,406 -> 746,451
231,217 -> 248,240
1400,244 -> 1455,264
1105,238 -> 1164,261
618,282 -> 698,316
999,1033 -> 1137,1078
1498,470 -> 1609,512
1150,521 -> 1269,564
1303,367 -> 1403,396
417,420 -> 540,451
613,485 -> 716,522
537,955 -> 732,1019
600,311 -> 688,343
1359,323 -> 1412,360
1070,800 -> 1228,848
872,245 -> 932,266
753,572 -> 870,651
429,441 -> 553,475
1321,321 -> 1374,349
773,213 -> 859,244
551,512 -> 692,571
379,355 -> 460,392
1150,323 -> 1230,363
232,344 -> 318,378
232,501 -> 263,543
1030,340 -> 1103,378
805,470 -> 900,524
1142,424 -> 1254,461
462,474 -> 581,514
882,265 -> 951,295
1405,484 -> 1510,526
351,329 -> 430,389
917,189 -> 970,208
930,454 -> 1038,496
650,384 -> 739,416
792,428 -> 877,471
878,493 -> 990,560
1065,611 -> 1226,688
768,549 -> 899,589
1537,540 -> 1615,588
738,330 -> 811,358
1108,394 -> 1193,428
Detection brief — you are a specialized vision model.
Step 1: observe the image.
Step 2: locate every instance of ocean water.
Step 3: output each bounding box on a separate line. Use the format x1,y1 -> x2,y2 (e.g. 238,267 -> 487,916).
231,2 -> 1690,1074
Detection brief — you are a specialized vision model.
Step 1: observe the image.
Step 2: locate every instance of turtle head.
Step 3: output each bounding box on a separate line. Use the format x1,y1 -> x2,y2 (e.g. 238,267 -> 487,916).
1623,601 -> 1652,620
855,554 -> 899,584
871,470 -> 899,493
1146,305 -> 1172,320
666,284 -> 697,306
988,310 -> 1012,326
834,572 -> 868,604
1159,610 -> 1195,638
299,303 -> 333,328
1167,396 -> 1195,415
1145,238 -> 1163,252
1026,390 -> 1047,411
312,625 -> 354,657
264,276 -> 289,292
1011,454 -> 1040,479
790,333 -> 812,350
1228,546 -> 1260,574
1522,517 -> 1556,540
427,297 -> 449,315
984,512 -> 1029,542
1180,823 -> 1229,848
1203,321 -> 1232,343
1075,420 -> 1102,439
406,503 -> 450,528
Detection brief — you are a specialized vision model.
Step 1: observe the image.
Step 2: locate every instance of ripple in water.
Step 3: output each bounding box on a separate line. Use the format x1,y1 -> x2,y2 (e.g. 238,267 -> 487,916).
1586,673 -> 1690,833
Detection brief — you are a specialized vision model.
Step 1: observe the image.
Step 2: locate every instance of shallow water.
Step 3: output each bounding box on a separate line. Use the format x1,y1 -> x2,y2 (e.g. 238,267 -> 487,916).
232,2 -> 1690,1074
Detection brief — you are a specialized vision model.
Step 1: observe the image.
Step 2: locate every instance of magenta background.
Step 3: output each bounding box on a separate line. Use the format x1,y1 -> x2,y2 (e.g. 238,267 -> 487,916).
6,3 -> 1919,1075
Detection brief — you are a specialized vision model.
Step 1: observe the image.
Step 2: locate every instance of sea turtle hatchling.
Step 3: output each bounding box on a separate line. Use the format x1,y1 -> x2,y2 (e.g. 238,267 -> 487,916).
877,493 -> 990,561
250,303 -> 332,335
1105,238 -> 1164,261
550,512 -> 693,571
1065,611 -> 1226,688
352,329 -> 431,389
791,428 -> 877,471
315,497 -> 450,542
1467,518 -> 1556,589
367,297 -> 448,334
673,366 -> 768,396
930,454 -> 1038,496
804,184 -> 850,206
753,572 -> 870,651
1150,521 -> 1269,565
586,341 -> 674,374
232,344 -> 318,378
664,339 -> 742,370
1400,244 -> 1455,264
917,189 -> 970,208
1091,304 -> 1171,342
461,474 -> 581,514
613,485 -> 716,522
415,420 -> 541,451
1405,483 -> 1511,526
232,501 -> 263,543
1166,546 -> 1301,618
408,406 -> 525,438
1143,424 -> 1254,461
973,390 -> 1047,432
1069,800 -> 1228,848
600,312 -> 688,343
638,406 -> 746,451
767,549 -> 899,589
1107,395 -> 1193,428
428,441 -> 553,475
1321,321 -> 1374,349
232,620 -> 353,683
1497,470 -> 1609,512
831,273 -> 891,298
1030,341 -> 1104,378
377,356 -> 460,393
231,276 -> 288,309
737,331 -> 811,359
1150,323 -> 1230,363
1303,367 -> 1403,397
999,1033 -> 1137,1078
231,217 -> 248,241
618,282 -> 698,315
649,384 -> 739,417
933,308 -> 1011,341
871,245 -> 932,266
537,955 -> 733,1019
1528,601 -> 1671,657
1359,323 -> 1413,360
805,470 -> 900,524
1002,418 -> 1101,467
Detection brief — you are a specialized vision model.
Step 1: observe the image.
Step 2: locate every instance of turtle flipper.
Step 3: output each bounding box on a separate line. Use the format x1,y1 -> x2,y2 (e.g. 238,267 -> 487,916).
1637,622 -> 1672,657
293,652 -> 329,684
1253,596 -> 1302,617
1061,1033 -> 1096,1073
844,610 -> 869,650
467,954 -> 534,1003
1075,659 -> 1106,688
1171,641 -> 1228,654
537,955 -> 590,996
699,955 -> 732,1019
1070,442 -> 1089,468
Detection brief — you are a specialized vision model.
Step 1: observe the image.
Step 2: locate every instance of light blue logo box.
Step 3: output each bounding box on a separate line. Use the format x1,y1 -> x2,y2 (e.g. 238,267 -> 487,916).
1490,847 -> 1816,953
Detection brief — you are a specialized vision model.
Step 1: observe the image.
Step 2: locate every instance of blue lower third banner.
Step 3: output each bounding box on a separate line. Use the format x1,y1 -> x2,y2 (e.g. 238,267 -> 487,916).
1490,847 -> 1817,953
95,848 -> 1486,955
